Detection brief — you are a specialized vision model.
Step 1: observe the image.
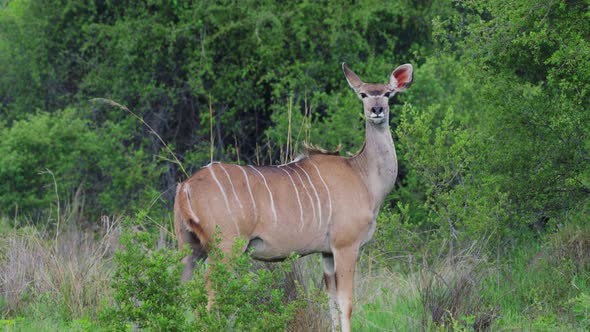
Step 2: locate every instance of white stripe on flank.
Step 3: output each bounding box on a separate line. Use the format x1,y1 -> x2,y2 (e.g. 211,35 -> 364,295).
248,166 -> 278,224
209,165 -> 240,235
286,165 -> 316,225
295,164 -> 322,227
237,165 -> 257,221
309,161 -> 332,226
279,167 -> 304,230
219,164 -> 245,220
183,183 -> 200,223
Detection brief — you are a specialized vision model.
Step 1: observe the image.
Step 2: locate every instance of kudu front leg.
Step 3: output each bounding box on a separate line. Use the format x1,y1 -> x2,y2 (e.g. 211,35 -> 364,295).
323,253 -> 339,332
324,246 -> 359,332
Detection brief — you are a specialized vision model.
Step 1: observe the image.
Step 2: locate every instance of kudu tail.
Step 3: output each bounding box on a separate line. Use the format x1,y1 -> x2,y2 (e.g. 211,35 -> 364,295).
174,182 -> 207,250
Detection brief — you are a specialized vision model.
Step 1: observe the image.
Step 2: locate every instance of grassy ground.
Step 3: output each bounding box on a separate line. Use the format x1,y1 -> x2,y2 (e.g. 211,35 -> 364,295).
1,214 -> 589,331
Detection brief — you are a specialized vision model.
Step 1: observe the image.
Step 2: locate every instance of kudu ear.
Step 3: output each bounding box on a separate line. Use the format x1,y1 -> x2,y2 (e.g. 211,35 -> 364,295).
342,63 -> 363,92
388,64 -> 413,92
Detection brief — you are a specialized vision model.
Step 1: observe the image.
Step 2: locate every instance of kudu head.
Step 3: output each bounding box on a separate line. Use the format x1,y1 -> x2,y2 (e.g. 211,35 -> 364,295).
343,63 -> 413,126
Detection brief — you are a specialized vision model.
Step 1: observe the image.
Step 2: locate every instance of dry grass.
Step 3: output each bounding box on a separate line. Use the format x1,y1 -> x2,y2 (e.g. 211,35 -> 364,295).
419,242 -> 497,331
284,255 -> 332,332
545,223 -> 590,270
0,216 -> 121,318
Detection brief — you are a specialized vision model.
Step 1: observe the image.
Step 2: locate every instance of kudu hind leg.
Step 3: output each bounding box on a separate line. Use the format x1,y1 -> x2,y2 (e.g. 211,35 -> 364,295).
178,226 -> 207,282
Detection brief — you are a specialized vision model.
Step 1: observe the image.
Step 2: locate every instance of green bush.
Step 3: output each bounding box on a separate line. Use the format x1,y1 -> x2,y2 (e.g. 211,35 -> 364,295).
189,235 -> 303,331
102,222 -> 302,331
0,109 -> 100,217
570,292 -> 590,330
101,229 -> 186,331
395,100 -> 510,252
0,108 -> 162,219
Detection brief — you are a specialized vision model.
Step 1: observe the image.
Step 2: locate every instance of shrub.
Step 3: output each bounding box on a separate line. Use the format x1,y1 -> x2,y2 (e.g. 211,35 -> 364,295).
570,292 -> 590,330
0,108 -> 163,220
189,235 -> 303,331
101,229 -> 187,331
102,222 -> 303,331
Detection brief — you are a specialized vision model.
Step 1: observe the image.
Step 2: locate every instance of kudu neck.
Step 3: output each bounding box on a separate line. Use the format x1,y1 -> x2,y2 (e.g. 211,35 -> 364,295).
350,117 -> 397,212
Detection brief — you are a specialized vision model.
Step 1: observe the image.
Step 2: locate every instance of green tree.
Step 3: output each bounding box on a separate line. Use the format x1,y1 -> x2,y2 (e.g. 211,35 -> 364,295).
446,0 -> 590,227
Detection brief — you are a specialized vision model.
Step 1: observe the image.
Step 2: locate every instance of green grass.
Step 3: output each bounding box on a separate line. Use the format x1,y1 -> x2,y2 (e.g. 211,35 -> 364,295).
483,228 -> 590,331
1,316 -> 105,332
352,269 -> 422,331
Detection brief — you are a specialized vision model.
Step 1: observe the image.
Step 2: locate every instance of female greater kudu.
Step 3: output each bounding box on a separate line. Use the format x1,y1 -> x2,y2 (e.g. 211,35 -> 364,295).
174,63 -> 413,331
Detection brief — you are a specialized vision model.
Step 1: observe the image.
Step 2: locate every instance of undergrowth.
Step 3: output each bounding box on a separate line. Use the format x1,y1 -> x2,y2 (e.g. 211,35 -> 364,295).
2,212 -> 590,331
100,223 -> 304,331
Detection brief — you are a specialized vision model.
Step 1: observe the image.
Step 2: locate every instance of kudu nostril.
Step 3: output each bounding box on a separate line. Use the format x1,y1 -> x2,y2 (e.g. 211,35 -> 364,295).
371,106 -> 383,114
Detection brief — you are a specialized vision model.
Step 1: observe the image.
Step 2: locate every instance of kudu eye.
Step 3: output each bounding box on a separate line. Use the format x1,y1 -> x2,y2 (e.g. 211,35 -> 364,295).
359,93 -> 368,99
383,92 -> 391,98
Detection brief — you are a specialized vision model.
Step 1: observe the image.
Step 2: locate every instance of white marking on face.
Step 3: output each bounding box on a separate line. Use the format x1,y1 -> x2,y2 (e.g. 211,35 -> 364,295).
209,165 -> 239,235
286,165 -> 316,226
183,183 -> 200,224
237,165 -> 257,221
248,166 -> 278,225
279,167 -> 305,231
219,164 -> 245,220
295,164 -> 322,228
309,161 -> 332,226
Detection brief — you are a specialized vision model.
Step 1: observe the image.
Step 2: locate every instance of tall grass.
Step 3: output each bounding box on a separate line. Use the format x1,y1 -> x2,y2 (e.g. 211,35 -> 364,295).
418,243 -> 497,331
489,222 -> 590,331
350,241 -> 496,332
0,215 -> 120,320
350,223 -> 590,332
284,256 -> 332,332
353,266 -> 422,331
